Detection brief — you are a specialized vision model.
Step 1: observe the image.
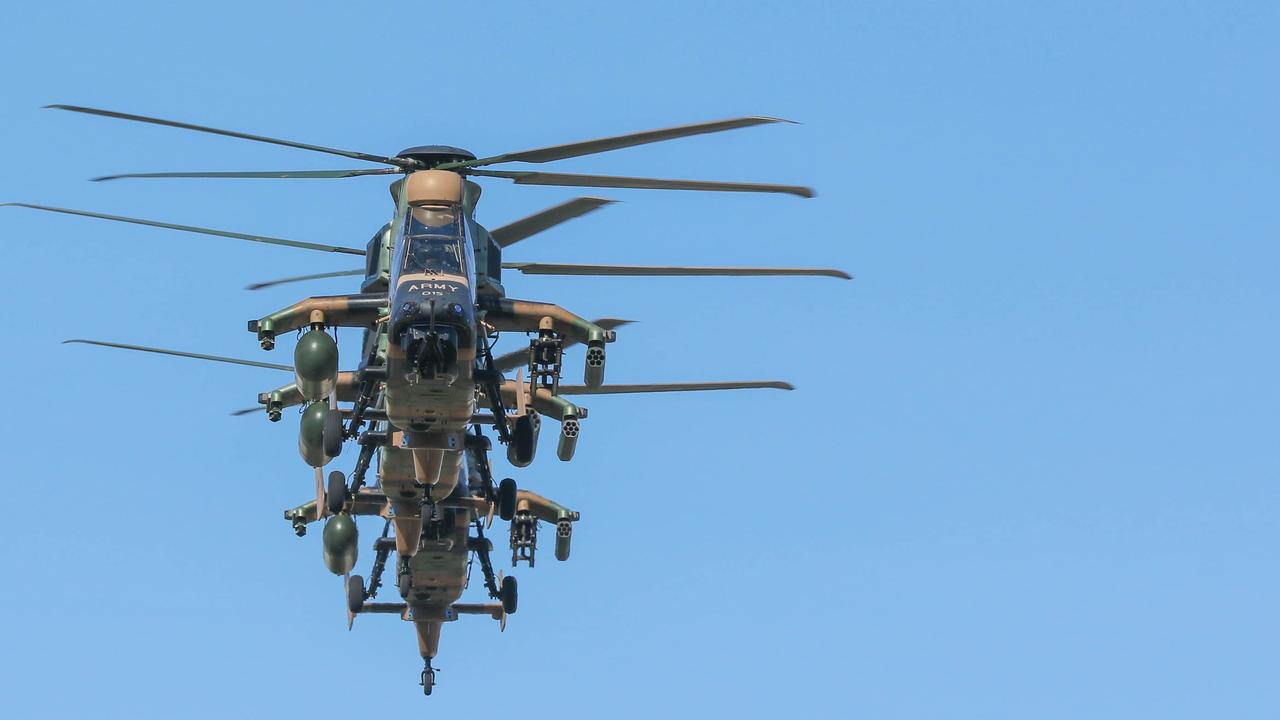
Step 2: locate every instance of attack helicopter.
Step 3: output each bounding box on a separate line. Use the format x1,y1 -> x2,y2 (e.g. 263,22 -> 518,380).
7,104 -> 849,695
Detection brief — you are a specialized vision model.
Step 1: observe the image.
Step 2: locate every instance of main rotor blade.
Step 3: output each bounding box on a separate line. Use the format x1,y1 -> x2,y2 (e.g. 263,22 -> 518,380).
45,104 -> 412,168
93,168 -> 401,182
489,197 -> 617,248
63,339 -> 293,371
492,318 -> 634,373
556,380 -> 794,395
441,116 -> 795,169
466,169 -> 814,198
247,269 -> 365,291
1,203 -> 365,255
503,262 -> 851,279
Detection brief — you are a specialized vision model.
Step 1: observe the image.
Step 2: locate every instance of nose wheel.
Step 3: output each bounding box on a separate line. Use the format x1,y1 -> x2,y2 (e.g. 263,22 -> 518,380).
420,662 -> 436,696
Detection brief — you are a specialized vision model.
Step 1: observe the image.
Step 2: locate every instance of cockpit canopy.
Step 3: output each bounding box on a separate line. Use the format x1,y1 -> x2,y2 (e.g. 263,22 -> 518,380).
400,205 -> 469,277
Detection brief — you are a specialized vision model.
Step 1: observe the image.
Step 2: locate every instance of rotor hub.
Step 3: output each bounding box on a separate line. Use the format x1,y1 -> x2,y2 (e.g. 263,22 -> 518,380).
396,145 -> 475,169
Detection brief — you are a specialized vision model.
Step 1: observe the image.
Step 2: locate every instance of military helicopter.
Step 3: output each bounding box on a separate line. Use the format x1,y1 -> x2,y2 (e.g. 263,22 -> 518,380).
17,104 -> 847,473
6,104 -> 848,694
59,333 -> 791,696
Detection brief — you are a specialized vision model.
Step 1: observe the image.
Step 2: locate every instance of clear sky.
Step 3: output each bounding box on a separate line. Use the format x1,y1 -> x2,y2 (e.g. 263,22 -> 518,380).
0,1 -> 1276,718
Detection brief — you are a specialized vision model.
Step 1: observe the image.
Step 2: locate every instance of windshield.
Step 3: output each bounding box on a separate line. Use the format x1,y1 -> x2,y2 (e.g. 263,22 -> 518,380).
407,205 -> 463,237
401,205 -> 467,276
403,235 -> 466,275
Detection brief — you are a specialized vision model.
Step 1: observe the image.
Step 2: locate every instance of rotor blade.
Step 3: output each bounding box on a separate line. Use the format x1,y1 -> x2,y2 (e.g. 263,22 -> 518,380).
93,168 -> 401,182
441,117 -> 795,168
63,339 -> 293,372
503,263 -> 851,280
466,169 -> 814,198
247,269 -> 365,291
1,203 -> 365,255
556,380 -> 794,395
492,318 -> 634,373
46,104 -> 412,168
489,197 -> 617,248
231,406 -> 261,416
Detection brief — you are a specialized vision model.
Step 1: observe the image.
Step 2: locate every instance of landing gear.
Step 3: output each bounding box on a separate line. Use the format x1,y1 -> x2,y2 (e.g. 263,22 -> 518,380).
397,558 -> 412,598
507,414 -> 539,467
323,407 -> 344,457
346,574 -> 364,614
420,663 -> 436,696
500,575 -> 518,615
326,471 -> 348,516
497,478 -> 518,522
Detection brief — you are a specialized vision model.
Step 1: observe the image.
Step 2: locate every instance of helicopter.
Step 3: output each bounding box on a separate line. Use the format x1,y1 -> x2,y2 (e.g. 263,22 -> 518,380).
59,333 -> 792,695
6,104 -> 848,694
14,104 -> 847,477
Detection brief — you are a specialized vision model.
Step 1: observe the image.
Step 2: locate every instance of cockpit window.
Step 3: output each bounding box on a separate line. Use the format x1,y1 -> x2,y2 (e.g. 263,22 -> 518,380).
403,235 -> 466,275
407,206 -> 463,237
402,206 -> 467,276
366,225 -> 388,277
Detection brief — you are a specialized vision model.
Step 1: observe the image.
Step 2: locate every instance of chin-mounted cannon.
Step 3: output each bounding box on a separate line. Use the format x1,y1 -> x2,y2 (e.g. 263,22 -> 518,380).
400,321 -> 460,384
389,292 -> 476,387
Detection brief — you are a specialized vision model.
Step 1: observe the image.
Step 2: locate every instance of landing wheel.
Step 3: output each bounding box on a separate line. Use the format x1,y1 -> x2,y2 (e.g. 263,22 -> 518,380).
398,569 -> 412,598
326,471 -> 348,516
500,574 -> 518,615
346,574 -> 365,614
497,478 -> 518,522
420,667 -> 435,696
508,414 -> 538,467
323,407 -> 344,457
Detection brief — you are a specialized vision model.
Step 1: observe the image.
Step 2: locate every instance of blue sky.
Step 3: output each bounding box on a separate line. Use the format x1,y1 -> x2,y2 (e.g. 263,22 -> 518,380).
0,1 -> 1277,717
